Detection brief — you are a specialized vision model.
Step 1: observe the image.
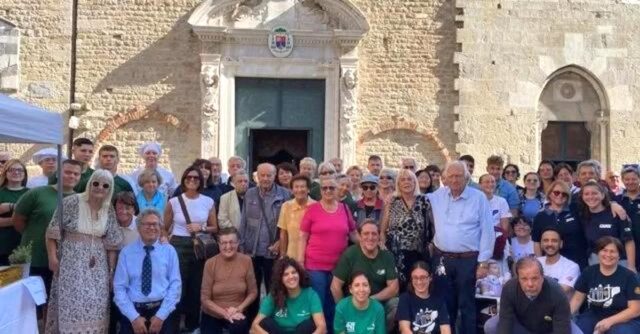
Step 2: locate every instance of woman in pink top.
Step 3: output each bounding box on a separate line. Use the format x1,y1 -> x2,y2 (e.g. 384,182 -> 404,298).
299,177 -> 358,332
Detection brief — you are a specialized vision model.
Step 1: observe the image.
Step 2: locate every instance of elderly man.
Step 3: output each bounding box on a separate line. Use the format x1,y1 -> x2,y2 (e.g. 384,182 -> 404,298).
48,137 -> 95,192
427,160 -> 494,334
129,142 -> 178,197
239,163 -> 291,320
400,157 -> 417,173
96,145 -> 135,196
486,155 -> 519,216
218,170 -> 250,230
329,157 -> 343,174
330,220 -> 399,330
114,208 -> 181,334
367,155 -> 383,176
484,257 -> 581,334
536,227 -> 581,299
27,148 -> 64,188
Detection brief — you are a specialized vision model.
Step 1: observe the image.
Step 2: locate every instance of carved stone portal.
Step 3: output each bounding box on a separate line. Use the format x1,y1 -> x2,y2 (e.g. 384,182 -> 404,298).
340,68 -> 358,165
199,56 -> 221,159
0,18 -> 20,92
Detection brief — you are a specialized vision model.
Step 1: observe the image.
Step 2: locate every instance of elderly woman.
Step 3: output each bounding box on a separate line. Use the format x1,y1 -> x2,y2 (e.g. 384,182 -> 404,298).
354,174 -> 384,227
278,174 -> 315,261
519,172 -> 545,223
300,157 -> 319,197
252,257 -> 326,334
276,162 -> 298,189
164,166 -> 219,331
0,159 -> 29,265
334,272 -> 386,334
378,168 -> 397,204
346,165 -> 363,201
300,177 -> 358,329
571,236 -> 640,333
135,168 -> 166,215
380,168 -> 433,288
45,169 -> 124,332
310,161 -> 337,200
337,174 -> 357,214
201,227 -> 258,334
129,142 -> 178,197
113,191 -> 140,246
415,168 -> 434,194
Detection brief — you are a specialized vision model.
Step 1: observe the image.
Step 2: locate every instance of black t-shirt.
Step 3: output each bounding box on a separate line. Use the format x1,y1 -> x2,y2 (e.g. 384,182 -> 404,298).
615,193 -> 640,269
532,207 -> 588,269
575,265 -> 640,320
582,210 -> 633,258
396,292 -> 449,334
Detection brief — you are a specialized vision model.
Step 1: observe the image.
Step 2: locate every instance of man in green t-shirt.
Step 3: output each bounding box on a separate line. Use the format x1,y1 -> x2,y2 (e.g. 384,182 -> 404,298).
49,137 -> 95,193
14,159 -> 82,293
331,220 -> 399,331
96,144 -> 135,196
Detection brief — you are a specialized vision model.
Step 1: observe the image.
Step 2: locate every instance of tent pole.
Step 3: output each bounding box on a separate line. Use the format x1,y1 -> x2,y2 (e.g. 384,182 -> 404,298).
57,144 -> 63,228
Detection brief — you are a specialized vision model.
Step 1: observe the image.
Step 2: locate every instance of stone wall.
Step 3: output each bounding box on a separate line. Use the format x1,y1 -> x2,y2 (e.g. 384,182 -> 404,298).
455,0 -> 640,175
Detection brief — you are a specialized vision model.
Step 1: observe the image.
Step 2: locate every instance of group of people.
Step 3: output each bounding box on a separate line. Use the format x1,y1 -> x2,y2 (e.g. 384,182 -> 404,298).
1,140 -> 640,334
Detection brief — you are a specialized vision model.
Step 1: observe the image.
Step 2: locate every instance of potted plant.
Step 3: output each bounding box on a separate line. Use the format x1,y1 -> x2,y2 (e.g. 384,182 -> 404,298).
8,242 -> 32,279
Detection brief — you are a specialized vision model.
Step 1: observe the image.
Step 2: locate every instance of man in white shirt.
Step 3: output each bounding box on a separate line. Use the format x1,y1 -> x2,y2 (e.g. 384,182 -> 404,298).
536,227 -> 580,299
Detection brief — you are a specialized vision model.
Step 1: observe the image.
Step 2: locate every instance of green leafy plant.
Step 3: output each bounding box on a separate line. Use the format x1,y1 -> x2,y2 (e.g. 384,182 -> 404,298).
8,242 -> 32,265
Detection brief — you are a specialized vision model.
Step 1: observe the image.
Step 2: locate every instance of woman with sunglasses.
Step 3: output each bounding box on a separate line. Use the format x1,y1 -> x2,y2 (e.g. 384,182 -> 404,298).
396,261 -> 451,334
334,272 -> 386,334
300,177 -> 358,331
0,159 -> 29,265
502,163 -> 524,194
532,180 -> 589,269
45,169 -> 124,332
578,180 -> 636,271
309,161 -> 337,200
415,169 -> 434,194
164,166 -> 219,331
519,172 -> 545,223
378,168 -> 396,204
354,174 -> 384,227
380,168 -> 433,289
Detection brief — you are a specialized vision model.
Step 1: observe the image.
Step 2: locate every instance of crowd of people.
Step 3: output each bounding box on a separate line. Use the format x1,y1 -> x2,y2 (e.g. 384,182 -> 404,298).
1,139 -> 640,334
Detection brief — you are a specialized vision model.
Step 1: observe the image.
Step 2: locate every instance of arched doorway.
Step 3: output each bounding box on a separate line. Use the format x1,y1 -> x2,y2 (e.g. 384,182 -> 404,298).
538,66 -> 610,169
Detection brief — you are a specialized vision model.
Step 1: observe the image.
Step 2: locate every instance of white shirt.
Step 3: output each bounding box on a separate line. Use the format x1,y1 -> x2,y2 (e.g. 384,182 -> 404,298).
488,195 -> 512,227
510,237 -> 534,261
27,175 -> 49,188
168,194 -> 214,237
537,255 -> 580,288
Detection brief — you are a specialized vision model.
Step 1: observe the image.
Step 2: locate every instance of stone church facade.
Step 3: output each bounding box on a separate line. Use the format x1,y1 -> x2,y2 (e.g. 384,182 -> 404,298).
1,0 -> 639,175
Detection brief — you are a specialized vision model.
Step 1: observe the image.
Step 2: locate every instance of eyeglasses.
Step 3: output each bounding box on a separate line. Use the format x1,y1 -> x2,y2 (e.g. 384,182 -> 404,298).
551,190 -> 569,198
7,168 -> 25,174
361,185 -> 377,191
92,181 -> 110,189
320,171 -> 335,175
321,186 -> 336,191
504,170 -> 517,175
185,175 -> 200,181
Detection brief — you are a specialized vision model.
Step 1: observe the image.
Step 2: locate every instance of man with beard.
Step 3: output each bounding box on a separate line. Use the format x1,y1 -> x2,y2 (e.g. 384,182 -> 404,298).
537,227 -> 581,299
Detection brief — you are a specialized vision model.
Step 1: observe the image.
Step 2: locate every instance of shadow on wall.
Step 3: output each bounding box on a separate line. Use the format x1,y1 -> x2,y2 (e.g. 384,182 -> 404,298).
91,9 -> 202,174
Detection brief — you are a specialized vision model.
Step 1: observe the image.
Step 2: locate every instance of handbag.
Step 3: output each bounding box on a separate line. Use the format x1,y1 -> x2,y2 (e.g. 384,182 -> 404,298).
177,195 -> 218,260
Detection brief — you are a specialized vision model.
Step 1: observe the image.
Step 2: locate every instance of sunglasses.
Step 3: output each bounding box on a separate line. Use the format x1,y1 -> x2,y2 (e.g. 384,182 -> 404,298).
551,190 -> 569,198
361,185 -> 377,191
92,181 -> 110,189
185,175 -> 200,181
321,186 -> 336,191
403,166 -> 415,170
504,170 -> 517,175
379,176 -> 393,180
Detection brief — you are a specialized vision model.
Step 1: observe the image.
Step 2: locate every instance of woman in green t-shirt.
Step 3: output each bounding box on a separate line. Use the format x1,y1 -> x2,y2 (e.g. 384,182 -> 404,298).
0,159 -> 29,265
252,257 -> 327,334
334,272 -> 386,334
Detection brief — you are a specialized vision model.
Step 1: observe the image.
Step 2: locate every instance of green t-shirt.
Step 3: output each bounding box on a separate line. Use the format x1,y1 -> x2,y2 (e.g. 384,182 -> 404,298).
333,245 -> 398,296
0,187 -> 29,256
113,175 -> 134,196
259,287 -> 323,333
48,167 -> 94,193
334,296 -> 385,334
341,193 -> 358,217
14,186 -> 72,267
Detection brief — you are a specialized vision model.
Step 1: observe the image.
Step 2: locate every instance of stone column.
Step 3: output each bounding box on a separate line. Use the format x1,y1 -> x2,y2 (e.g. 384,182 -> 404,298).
200,54 -> 221,159
339,57 -> 358,166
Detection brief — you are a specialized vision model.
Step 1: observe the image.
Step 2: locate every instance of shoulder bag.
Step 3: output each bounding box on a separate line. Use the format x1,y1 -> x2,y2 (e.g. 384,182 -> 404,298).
177,194 -> 218,260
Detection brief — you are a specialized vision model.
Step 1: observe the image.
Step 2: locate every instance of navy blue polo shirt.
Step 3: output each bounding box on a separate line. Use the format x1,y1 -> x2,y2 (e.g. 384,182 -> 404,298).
582,210 -> 633,259
614,192 -> 640,269
532,206 -> 588,269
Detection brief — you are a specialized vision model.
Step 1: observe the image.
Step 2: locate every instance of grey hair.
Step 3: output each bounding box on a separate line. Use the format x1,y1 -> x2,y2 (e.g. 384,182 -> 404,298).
577,159 -> 602,179
228,156 -> 246,168
300,157 -> 318,169
514,256 -> 544,277
136,208 -> 163,227
443,160 -> 471,182
401,157 -> 417,166
621,166 -> 640,178
233,169 -> 249,179
318,161 -> 336,174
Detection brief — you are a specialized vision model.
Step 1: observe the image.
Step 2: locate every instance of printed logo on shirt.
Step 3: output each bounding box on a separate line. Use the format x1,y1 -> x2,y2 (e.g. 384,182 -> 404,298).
275,308 -> 288,318
492,209 -> 499,217
297,310 -> 310,317
346,322 -> 356,332
625,227 -> 632,232
587,284 -> 621,308
412,308 -> 438,334
565,216 -> 575,222
598,224 -> 612,229
376,269 -> 386,276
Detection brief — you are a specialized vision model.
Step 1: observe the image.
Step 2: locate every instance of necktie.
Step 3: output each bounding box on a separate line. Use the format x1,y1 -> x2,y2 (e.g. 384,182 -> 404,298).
142,245 -> 154,296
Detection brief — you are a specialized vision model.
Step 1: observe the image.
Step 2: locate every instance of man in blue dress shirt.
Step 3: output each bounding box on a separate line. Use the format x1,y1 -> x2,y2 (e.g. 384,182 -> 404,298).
114,208 -> 181,334
427,160 -> 495,334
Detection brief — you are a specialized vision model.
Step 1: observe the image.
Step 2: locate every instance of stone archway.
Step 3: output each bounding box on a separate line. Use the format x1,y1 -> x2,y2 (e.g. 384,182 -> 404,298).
537,65 -> 610,168
188,0 -> 369,166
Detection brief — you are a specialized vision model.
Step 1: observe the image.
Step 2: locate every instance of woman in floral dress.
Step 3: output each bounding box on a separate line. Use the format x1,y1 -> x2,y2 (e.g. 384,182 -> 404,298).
45,169 -> 123,333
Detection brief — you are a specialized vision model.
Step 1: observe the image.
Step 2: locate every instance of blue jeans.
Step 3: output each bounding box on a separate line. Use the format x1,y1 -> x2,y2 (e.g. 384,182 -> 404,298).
576,310 -> 640,334
308,270 -> 334,334
432,254 -> 478,334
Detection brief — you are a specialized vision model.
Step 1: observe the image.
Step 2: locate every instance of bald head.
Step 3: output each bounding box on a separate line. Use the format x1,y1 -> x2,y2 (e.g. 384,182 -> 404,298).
257,163 -> 276,191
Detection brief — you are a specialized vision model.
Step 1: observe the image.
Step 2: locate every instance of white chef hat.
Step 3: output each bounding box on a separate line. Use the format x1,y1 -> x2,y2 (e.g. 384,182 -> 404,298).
32,148 -> 65,164
139,142 -> 162,157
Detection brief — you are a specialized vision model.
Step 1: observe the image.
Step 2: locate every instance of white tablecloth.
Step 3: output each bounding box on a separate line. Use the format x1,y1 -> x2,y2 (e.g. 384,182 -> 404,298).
0,276 -> 47,334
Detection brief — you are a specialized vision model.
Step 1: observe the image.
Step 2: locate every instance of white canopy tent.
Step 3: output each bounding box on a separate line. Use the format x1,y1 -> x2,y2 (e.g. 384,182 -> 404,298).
0,93 -> 65,230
